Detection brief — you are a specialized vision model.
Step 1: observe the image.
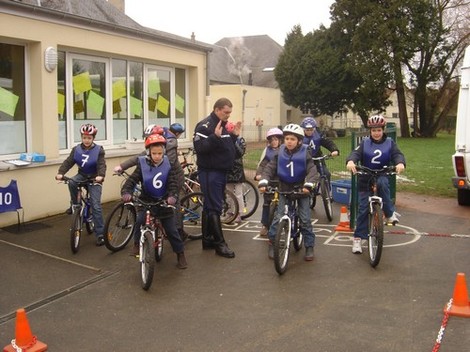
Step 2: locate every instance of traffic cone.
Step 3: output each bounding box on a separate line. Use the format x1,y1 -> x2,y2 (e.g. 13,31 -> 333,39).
335,206 -> 353,232
446,272 -> 470,318
3,308 -> 48,352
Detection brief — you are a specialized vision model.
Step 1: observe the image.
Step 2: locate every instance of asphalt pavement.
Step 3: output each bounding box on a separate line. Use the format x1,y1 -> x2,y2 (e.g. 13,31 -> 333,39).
1,195 -> 470,352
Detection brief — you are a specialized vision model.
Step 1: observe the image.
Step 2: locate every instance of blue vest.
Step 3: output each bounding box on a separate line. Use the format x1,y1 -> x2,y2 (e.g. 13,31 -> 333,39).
277,144 -> 308,183
74,144 -> 99,175
139,156 -> 171,198
0,180 -> 21,213
264,147 -> 277,162
363,137 -> 392,169
303,131 -> 321,155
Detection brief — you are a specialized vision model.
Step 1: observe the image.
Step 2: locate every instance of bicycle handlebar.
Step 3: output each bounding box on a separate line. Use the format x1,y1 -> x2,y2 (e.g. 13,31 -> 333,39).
132,198 -> 176,210
312,154 -> 333,162
59,176 -> 101,186
355,165 -> 396,176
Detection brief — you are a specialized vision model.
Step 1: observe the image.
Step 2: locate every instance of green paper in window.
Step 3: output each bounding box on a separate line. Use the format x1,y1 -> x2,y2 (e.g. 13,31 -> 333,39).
148,79 -> 160,97
87,90 -> 105,115
57,92 -> 65,115
130,96 -> 143,117
113,80 -> 126,101
0,87 -> 19,117
73,72 -> 92,94
175,94 -> 185,114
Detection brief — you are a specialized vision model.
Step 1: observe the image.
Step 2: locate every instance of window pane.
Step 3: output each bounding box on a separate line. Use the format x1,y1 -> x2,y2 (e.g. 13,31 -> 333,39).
175,67 -> 186,137
147,67 -> 170,127
112,59 -> 127,144
0,43 -> 26,155
57,51 -> 67,149
72,58 -> 106,143
129,61 -> 143,140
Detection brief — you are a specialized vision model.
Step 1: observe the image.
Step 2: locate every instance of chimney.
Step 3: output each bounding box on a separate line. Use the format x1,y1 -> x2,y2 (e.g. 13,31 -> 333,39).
107,0 -> 125,12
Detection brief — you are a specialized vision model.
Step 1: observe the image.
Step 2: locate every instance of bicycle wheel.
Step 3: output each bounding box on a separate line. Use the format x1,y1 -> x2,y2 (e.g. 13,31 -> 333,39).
70,210 -> 82,254
240,180 -> 259,220
140,230 -> 156,291
85,205 -> 95,234
368,203 -> 384,268
274,218 -> 290,275
292,214 -> 303,251
154,224 -> 164,262
221,190 -> 239,224
104,202 -> 136,252
179,192 -> 204,240
320,178 -> 333,222
267,200 -> 278,229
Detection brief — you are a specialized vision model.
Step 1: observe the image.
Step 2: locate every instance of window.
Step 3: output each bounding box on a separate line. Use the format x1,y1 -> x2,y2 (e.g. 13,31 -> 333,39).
0,43 -> 26,156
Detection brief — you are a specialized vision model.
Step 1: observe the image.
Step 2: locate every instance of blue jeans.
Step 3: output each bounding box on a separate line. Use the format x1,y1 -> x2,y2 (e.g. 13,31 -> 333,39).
268,195 -> 315,248
133,210 -> 184,253
68,174 -> 104,238
354,176 -> 395,240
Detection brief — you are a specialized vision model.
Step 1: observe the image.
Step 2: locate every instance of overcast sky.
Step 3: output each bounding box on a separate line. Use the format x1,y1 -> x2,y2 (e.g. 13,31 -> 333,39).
125,0 -> 334,46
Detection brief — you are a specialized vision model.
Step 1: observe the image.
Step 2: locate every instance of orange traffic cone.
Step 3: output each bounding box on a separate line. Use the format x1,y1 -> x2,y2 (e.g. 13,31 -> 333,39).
446,272 -> 470,318
3,308 -> 48,352
335,206 -> 353,232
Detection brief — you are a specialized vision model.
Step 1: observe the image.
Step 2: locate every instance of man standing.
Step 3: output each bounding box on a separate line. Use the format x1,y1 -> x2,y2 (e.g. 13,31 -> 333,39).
193,98 -> 239,258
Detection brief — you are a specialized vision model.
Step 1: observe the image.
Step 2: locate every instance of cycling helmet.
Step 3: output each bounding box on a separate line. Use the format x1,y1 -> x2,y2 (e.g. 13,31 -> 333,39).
282,123 -> 304,139
301,116 -> 317,129
226,122 -> 235,133
145,133 -> 166,149
266,127 -> 283,139
143,124 -> 164,138
367,115 -> 386,128
80,123 -> 97,136
169,123 -> 185,134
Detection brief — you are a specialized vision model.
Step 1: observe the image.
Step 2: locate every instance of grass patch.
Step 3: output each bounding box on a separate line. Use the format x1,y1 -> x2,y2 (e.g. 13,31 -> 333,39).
245,133 -> 456,198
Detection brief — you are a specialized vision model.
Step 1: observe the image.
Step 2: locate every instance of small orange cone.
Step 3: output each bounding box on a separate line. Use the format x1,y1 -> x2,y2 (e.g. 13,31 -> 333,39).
3,308 -> 48,352
335,206 -> 353,232
446,273 -> 470,318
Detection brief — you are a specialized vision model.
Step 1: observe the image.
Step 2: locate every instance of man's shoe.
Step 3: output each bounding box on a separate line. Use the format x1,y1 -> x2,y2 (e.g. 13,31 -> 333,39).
259,226 -> 268,237
215,242 -> 235,258
304,247 -> 314,261
268,241 -> 274,260
385,212 -> 400,225
352,237 -> 362,254
96,235 -> 105,246
177,252 -> 188,269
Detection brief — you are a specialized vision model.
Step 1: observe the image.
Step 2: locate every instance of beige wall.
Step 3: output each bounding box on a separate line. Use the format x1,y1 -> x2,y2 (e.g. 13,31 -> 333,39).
0,12 -> 208,226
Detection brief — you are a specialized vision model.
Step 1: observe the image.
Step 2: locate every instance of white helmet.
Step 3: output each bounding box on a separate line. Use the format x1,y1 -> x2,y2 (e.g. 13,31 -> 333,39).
282,123 -> 304,139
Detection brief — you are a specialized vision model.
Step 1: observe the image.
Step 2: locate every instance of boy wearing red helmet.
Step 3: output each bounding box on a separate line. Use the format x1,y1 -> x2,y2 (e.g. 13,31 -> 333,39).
346,115 -> 406,254
55,123 -> 107,246
120,134 -> 187,269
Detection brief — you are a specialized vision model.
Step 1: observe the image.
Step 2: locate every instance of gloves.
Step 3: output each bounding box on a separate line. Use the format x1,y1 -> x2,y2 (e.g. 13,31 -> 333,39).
121,193 -> 132,203
167,196 -> 177,206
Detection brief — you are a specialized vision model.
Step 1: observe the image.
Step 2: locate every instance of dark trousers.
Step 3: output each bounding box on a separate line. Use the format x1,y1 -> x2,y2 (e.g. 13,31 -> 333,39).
198,169 -> 227,217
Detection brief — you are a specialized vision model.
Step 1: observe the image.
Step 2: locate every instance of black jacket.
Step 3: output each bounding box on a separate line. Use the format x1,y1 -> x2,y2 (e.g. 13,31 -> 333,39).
226,136 -> 246,183
193,113 -> 238,172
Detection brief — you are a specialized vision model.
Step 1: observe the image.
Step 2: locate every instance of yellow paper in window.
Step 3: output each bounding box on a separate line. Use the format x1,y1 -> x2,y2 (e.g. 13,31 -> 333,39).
73,72 -> 92,94
175,94 -> 185,114
74,100 -> 84,114
148,97 -> 157,112
57,92 -> 65,115
113,80 -> 126,101
0,87 -> 19,117
157,95 -> 169,116
130,96 -> 143,117
113,99 -> 122,114
87,90 -> 105,115
148,79 -> 160,97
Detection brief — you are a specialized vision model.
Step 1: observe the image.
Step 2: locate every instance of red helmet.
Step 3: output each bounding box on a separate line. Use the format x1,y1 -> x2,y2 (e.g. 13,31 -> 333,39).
80,123 -> 97,136
226,122 -> 235,133
367,115 -> 386,128
145,133 -> 166,149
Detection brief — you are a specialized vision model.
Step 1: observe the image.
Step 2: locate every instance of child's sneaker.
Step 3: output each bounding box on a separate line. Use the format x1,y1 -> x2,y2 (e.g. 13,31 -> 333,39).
385,212 -> 400,225
352,237 -> 362,254
259,226 -> 268,237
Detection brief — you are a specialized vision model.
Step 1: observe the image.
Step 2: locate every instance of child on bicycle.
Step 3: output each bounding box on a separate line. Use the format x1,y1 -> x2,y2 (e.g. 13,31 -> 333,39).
346,115 -> 406,254
254,127 -> 283,237
55,123 -> 107,246
258,124 -> 319,261
301,116 -> 339,182
114,123 -> 187,242
120,134 -> 187,269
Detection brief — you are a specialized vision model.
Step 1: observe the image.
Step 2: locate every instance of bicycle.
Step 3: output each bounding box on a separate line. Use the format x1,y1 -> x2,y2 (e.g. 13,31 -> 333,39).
310,155 -> 334,222
355,165 -> 396,268
271,187 -> 305,275
240,179 -> 260,220
179,191 -> 204,240
61,176 -> 96,254
103,172 -> 138,252
133,197 -> 173,291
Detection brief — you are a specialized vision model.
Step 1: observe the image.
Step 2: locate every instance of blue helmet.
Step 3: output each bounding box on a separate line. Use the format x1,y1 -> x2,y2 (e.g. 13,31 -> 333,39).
301,116 -> 317,129
169,123 -> 185,134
